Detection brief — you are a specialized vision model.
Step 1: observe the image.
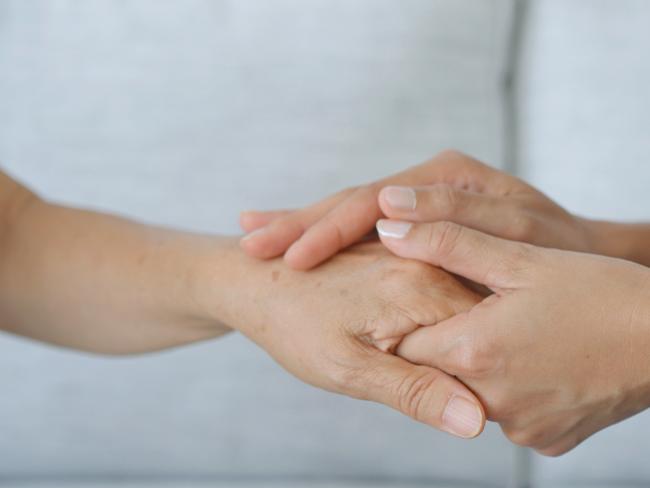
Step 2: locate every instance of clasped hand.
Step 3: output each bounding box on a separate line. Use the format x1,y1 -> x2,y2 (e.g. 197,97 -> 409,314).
240,151 -> 650,456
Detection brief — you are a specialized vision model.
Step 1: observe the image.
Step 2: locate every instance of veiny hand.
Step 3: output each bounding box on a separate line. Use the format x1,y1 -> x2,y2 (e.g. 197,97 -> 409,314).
239,150 -> 596,270
211,241 -> 486,439
376,219 -> 650,456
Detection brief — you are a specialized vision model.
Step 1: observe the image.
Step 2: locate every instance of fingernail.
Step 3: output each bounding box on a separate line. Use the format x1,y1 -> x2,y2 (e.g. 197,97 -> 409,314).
241,227 -> 267,242
383,186 -> 417,210
376,219 -> 412,239
442,395 -> 483,439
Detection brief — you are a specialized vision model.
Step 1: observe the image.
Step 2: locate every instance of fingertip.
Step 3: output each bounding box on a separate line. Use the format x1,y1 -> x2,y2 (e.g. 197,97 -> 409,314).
377,187 -> 391,212
239,228 -> 270,257
240,209 -> 295,233
240,226 -> 289,260
442,393 -> 486,439
376,219 -> 413,240
239,210 -> 261,233
378,186 -> 417,216
377,189 -> 396,218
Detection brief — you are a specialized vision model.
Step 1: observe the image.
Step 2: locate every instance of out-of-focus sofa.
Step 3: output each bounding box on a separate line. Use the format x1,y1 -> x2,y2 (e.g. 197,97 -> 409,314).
0,1 -> 648,486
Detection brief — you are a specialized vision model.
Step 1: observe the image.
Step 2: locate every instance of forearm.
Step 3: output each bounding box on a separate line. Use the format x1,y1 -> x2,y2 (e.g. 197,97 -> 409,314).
0,178 -> 237,354
587,219 -> 650,267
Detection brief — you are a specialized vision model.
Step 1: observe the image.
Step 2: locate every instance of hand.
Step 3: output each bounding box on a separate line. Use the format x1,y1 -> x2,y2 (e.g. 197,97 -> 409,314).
239,150 -> 597,270
376,219 -> 650,456
201,240 -> 487,439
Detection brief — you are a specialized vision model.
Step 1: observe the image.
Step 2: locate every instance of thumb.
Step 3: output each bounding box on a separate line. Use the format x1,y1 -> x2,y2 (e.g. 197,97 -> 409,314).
362,352 -> 485,439
376,220 -> 538,290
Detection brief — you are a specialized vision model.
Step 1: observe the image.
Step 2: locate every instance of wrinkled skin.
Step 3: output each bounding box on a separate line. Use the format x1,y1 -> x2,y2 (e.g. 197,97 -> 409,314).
218,241 -> 485,438
377,220 -> 650,456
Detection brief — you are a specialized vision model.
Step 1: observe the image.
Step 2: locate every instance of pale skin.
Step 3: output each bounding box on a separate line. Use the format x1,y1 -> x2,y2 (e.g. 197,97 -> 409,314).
240,149 -> 650,268
243,150 -> 650,455
0,169 -> 486,439
377,220 -> 650,457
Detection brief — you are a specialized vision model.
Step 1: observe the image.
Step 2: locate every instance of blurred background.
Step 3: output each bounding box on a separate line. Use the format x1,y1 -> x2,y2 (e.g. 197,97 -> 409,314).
0,0 -> 649,487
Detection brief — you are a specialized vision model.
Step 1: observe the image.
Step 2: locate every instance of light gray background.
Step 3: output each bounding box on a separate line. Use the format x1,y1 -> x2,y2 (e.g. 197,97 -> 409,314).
0,0 -> 648,487
518,0 -> 650,485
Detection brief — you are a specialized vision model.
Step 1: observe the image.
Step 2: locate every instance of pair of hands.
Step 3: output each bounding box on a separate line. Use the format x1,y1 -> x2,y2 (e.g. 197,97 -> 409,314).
235,150 -> 650,456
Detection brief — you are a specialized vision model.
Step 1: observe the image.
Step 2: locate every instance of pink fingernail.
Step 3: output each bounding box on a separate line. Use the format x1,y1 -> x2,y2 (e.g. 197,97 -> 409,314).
383,186 -> 417,210
442,395 -> 483,439
376,220 -> 412,239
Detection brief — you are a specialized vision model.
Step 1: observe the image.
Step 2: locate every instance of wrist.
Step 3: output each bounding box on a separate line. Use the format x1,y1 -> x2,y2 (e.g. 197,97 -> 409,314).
0,175 -> 42,251
584,219 -> 650,266
188,236 -> 272,336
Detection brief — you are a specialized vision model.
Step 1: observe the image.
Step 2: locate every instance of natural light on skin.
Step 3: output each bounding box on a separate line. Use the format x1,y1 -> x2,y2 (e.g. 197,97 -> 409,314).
0,168 -> 487,439
239,150 -> 650,271
240,149 -> 650,455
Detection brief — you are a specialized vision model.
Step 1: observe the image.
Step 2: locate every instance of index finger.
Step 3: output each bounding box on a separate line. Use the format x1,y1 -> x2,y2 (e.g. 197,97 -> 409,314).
283,185 -> 383,269
283,152 -> 499,270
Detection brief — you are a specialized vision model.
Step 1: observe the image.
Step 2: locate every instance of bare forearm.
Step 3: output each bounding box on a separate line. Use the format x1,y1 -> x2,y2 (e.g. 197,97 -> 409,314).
588,219 -> 650,267
0,176 -> 238,354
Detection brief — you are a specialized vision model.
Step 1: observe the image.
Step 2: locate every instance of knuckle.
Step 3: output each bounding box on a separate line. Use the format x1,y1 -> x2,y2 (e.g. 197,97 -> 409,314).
356,183 -> 379,198
503,418 -> 560,450
329,361 -> 367,398
436,148 -> 481,171
429,185 -> 459,217
505,427 -> 536,448
488,242 -> 539,285
437,148 -> 465,161
452,338 -> 496,378
425,221 -> 464,262
537,441 -> 574,458
502,421 -> 547,449
386,257 -> 429,280
512,242 -> 538,264
395,369 -> 441,421
325,340 -> 376,396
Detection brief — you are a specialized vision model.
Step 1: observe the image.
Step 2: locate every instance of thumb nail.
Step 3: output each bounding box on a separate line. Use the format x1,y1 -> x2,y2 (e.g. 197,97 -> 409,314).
442,395 -> 483,438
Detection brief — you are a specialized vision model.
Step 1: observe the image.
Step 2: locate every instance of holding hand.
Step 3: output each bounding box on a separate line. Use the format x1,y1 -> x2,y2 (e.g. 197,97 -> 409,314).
377,220 -> 650,456
0,171 -> 486,439
240,150 -> 601,269
203,241 -> 487,439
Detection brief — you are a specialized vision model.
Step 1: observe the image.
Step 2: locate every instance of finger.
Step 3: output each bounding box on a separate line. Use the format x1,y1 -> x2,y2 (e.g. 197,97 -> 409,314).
378,184 -> 521,240
395,312 -> 477,377
270,151 -> 500,269
361,351 -> 485,438
376,220 -> 538,290
240,189 -> 352,259
239,210 -> 292,233
284,185 -> 383,269
280,154 -> 485,270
